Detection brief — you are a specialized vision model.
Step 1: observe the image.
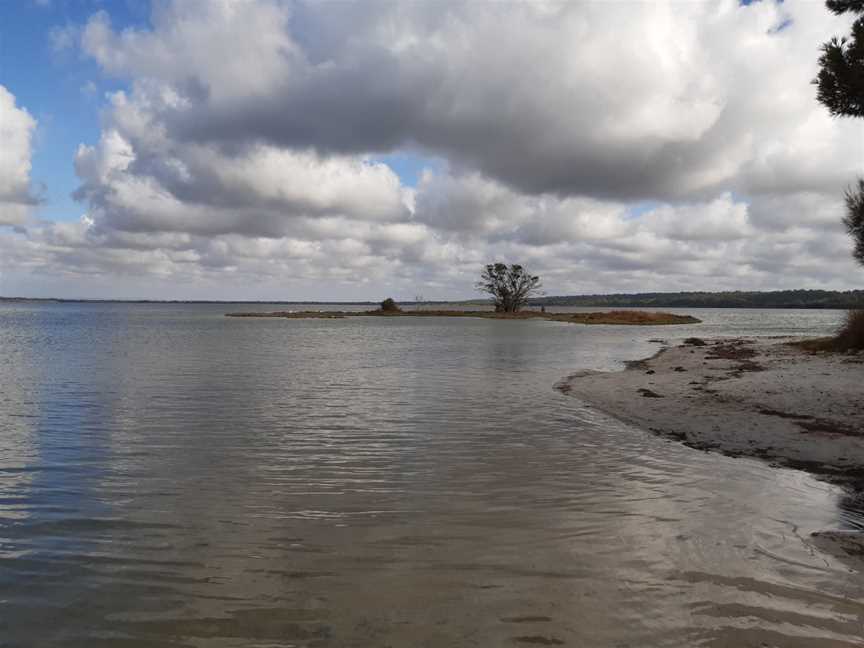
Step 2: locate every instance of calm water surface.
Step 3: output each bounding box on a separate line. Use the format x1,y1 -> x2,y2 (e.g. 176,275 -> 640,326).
0,304 -> 862,647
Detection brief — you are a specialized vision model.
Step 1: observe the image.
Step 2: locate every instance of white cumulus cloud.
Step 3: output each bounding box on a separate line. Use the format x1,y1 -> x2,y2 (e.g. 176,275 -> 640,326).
0,85 -> 38,226
0,0 -> 862,298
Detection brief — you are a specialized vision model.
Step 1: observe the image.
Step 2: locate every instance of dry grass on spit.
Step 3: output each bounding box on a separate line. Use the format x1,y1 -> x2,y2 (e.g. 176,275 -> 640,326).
566,310 -> 697,325
228,309 -> 700,325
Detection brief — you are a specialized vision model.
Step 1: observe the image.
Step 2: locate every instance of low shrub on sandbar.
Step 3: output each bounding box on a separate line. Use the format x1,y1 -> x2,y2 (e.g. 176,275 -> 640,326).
379,298 -> 401,313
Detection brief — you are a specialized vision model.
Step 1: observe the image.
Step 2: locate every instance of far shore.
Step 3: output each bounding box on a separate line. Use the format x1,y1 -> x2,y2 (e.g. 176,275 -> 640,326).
225,309 -> 701,326
558,336 -> 864,565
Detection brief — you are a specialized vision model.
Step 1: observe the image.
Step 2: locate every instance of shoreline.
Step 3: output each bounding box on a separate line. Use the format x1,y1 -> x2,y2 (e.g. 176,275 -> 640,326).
557,336 -> 864,567
557,336 -> 864,490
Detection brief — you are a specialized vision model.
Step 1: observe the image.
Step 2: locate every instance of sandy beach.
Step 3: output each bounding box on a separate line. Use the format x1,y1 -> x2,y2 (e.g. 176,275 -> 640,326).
558,337 -> 864,487
558,336 -> 864,566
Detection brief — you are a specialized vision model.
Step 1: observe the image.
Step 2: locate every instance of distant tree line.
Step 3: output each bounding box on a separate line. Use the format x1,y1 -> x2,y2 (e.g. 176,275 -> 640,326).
531,290 -> 864,310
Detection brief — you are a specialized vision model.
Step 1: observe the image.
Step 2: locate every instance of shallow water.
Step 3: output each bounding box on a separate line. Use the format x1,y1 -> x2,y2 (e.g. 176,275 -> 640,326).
0,303 -> 862,647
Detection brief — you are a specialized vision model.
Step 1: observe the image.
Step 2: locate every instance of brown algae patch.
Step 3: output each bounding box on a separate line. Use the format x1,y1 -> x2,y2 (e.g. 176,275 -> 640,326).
502,616 -> 554,623
513,636 -> 565,645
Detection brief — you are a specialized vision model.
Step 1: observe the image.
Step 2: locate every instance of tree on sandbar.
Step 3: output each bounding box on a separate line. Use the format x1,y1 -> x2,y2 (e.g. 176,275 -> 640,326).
476,263 -> 542,313
380,297 -> 401,312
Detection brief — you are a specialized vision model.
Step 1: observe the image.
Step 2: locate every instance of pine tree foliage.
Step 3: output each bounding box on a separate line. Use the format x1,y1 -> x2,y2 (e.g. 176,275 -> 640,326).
844,180 -> 864,266
816,1 -> 864,268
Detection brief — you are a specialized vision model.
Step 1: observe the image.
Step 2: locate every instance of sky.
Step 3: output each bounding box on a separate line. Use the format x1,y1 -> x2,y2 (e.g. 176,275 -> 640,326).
0,0 -> 862,301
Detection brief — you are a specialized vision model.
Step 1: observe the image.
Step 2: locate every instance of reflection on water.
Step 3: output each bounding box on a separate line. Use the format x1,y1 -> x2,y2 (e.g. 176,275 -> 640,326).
0,303 -> 861,647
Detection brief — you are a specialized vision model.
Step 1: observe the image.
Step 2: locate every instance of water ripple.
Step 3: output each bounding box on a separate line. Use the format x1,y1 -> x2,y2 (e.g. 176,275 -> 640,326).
0,303 -> 860,647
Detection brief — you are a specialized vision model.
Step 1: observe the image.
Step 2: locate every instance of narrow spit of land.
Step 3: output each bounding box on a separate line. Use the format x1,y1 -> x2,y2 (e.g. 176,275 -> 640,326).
225,309 -> 701,326
557,337 -> 864,566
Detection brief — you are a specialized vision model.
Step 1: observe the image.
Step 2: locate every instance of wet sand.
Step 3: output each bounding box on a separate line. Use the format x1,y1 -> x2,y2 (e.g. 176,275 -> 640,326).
558,337 -> 864,567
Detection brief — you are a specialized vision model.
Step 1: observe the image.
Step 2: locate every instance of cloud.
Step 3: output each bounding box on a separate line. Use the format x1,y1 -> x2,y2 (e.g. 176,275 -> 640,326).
80,80 -> 98,97
49,24 -> 80,52
75,0 -> 862,201
0,85 -> 38,226
4,171 -> 857,299
1,0 -> 861,299
73,125 -> 413,238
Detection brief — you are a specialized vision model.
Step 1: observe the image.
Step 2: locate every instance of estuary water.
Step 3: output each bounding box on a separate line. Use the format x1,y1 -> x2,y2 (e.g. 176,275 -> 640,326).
0,303 -> 862,647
